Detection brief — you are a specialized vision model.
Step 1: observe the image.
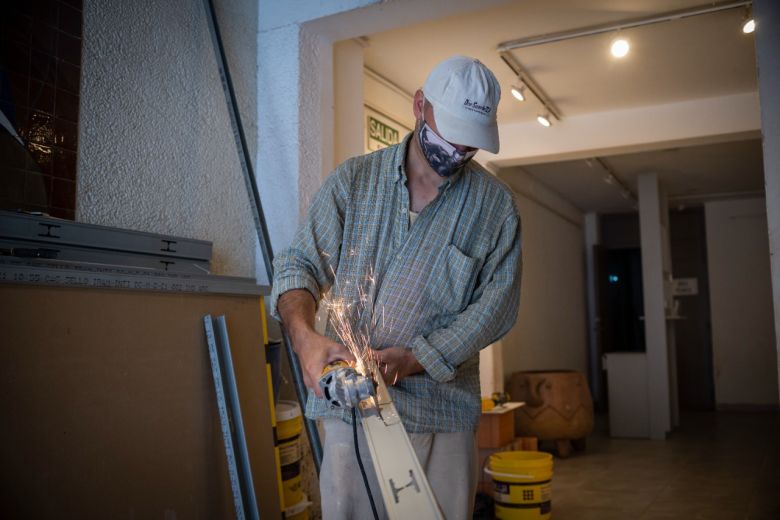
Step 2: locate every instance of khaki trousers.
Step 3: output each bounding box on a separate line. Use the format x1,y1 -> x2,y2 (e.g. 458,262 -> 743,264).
319,418 -> 478,520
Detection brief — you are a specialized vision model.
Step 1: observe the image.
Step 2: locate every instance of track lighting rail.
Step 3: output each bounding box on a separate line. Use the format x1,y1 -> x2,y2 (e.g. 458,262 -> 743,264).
497,0 -> 751,52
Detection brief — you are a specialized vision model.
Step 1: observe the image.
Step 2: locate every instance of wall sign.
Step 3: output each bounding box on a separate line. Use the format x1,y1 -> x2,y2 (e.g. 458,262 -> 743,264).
365,107 -> 410,153
672,278 -> 698,296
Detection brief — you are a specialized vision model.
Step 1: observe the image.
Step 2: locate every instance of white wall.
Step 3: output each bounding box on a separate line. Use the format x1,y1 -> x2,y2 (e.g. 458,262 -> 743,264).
77,0 -> 258,277
498,170 -> 588,380
705,198 -> 779,407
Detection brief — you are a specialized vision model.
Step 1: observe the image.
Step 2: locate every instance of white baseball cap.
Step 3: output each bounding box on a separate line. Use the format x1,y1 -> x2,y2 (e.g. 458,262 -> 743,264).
423,56 -> 501,154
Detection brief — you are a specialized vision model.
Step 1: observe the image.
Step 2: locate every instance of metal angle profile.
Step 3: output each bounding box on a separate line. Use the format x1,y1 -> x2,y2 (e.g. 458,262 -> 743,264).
358,377 -> 444,520
203,315 -> 260,520
0,257 -> 267,296
0,238 -> 211,274
0,210 -> 213,263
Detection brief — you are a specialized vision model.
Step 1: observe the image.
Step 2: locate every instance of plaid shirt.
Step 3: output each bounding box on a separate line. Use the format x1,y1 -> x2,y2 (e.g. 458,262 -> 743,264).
271,134 -> 522,433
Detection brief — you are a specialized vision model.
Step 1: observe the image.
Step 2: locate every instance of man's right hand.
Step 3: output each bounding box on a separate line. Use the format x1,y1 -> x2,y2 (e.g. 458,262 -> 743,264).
294,329 -> 354,397
277,288 -> 354,397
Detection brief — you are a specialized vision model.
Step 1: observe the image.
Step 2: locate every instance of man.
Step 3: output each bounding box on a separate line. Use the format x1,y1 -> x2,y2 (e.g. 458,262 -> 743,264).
271,56 -> 521,519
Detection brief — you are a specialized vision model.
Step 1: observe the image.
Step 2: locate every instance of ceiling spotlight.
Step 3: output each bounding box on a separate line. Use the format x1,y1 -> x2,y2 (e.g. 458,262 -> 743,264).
603,174 -> 615,185
537,113 -> 552,127
511,84 -> 526,101
742,6 -> 755,34
610,38 -> 630,58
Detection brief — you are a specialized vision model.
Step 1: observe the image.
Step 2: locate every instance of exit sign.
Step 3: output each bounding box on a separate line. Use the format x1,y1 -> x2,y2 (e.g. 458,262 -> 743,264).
367,115 -> 401,151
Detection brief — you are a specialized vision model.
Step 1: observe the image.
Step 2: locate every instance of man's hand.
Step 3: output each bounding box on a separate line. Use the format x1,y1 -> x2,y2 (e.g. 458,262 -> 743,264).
374,347 -> 424,385
277,289 -> 354,397
295,330 -> 354,397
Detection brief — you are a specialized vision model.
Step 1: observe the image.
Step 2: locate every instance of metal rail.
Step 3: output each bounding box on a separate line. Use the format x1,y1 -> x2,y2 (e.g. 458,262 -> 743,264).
499,51 -> 562,122
498,1 -> 752,52
204,315 -> 260,520
201,0 -> 323,473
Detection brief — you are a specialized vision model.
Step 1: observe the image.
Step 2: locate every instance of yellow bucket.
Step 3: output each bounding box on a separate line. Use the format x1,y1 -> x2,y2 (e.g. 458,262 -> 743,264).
276,401 -> 303,466
281,460 -> 303,507
284,495 -> 312,520
277,401 -> 303,442
276,401 -> 304,507
485,451 -> 553,519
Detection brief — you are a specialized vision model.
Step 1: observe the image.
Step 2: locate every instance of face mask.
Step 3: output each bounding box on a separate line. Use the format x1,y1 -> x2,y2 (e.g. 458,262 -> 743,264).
417,106 -> 477,178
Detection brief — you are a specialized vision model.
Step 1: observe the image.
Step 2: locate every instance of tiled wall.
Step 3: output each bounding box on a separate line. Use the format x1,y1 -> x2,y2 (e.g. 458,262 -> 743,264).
1,0 -> 82,219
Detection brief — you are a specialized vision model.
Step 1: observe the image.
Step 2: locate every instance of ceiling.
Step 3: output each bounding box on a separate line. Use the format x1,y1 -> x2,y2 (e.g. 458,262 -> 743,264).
505,138 -> 765,213
362,0 -> 763,212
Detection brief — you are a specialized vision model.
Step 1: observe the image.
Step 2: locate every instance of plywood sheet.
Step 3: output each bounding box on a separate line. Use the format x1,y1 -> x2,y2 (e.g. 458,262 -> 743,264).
0,284 -> 280,519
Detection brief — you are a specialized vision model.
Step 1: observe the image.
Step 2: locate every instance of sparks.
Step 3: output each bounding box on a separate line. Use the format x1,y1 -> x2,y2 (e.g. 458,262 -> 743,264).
321,265 -> 383,378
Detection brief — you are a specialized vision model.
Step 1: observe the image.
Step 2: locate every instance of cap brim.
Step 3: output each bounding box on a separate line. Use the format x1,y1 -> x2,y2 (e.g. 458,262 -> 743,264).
429,100 -> 500,154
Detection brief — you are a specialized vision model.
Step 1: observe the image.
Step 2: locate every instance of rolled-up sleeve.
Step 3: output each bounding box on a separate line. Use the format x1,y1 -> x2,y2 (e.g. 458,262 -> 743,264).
410,211 -> 522,382
270,171 -> 347,321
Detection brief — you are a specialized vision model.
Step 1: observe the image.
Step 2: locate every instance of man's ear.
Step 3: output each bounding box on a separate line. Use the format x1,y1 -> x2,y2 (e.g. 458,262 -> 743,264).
412,89 -> 425,120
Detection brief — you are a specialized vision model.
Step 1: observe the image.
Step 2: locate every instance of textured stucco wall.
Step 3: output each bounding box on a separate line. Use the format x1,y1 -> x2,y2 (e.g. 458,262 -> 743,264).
78,0 -> 257,277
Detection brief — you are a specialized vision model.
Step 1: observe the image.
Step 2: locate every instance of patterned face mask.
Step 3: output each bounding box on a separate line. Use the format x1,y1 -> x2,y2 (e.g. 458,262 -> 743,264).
417,104 -> 477,177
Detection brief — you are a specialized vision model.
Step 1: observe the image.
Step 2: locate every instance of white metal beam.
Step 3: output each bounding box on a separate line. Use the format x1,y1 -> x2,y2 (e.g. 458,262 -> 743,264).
482,92 -> 760,167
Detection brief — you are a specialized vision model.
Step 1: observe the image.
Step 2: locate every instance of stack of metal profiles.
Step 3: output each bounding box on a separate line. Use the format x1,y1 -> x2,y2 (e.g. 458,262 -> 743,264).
0,210 -> 264,296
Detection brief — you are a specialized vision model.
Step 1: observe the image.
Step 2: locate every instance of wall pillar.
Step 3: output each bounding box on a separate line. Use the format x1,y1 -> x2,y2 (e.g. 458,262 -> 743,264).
638,173 -> 673,439
334,39 -> 366,166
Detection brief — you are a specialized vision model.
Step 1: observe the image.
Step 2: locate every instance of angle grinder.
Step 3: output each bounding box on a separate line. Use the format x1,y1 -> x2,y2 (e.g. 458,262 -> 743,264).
319,360 -> 377,409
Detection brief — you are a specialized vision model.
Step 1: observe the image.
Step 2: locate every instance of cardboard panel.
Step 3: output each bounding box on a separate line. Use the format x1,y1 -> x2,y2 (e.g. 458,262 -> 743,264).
0,284 -> 280,519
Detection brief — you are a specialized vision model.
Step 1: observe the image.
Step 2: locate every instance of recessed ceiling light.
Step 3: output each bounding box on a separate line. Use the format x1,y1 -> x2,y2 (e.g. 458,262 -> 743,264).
511,84 -> 526,101
610,38 -> 630,58
537,113 -> 552,127
742,18 -> 755,34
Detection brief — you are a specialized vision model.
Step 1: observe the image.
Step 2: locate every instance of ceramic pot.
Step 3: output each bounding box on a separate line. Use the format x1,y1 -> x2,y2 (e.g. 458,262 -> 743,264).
507,370 -> 594,441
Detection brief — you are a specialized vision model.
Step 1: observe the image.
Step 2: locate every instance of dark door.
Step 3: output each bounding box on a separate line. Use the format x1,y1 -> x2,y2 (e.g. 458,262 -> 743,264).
670,209 -> 715,410
601,247 -> 645,353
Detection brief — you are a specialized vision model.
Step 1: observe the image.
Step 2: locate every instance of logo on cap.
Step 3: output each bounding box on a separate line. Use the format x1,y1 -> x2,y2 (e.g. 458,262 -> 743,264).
463,98 -> 492,115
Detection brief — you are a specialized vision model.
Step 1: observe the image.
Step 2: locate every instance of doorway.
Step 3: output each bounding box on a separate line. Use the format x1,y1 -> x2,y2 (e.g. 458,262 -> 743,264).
602,247 -> 645,354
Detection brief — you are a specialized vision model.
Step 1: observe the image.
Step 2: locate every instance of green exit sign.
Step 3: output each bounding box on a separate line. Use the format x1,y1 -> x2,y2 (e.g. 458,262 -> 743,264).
367,115 -> 400,150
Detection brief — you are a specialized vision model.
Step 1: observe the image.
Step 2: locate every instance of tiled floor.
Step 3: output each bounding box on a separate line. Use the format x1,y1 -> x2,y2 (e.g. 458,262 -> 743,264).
549,412 -> 780,519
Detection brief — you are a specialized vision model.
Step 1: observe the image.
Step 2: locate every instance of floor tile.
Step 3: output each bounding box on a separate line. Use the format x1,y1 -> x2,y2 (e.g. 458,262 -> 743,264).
515,411 -> 780,520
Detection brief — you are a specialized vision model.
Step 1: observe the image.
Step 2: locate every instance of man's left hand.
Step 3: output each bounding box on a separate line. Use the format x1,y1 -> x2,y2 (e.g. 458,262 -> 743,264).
374,347 -> 424,385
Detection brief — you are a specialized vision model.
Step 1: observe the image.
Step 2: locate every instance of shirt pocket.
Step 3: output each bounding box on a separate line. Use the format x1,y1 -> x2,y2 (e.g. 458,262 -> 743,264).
427,243 -> 480,316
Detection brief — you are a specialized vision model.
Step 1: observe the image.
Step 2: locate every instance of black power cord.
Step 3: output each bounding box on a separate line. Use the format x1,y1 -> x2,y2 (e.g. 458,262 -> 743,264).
352,407 -> 380,520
